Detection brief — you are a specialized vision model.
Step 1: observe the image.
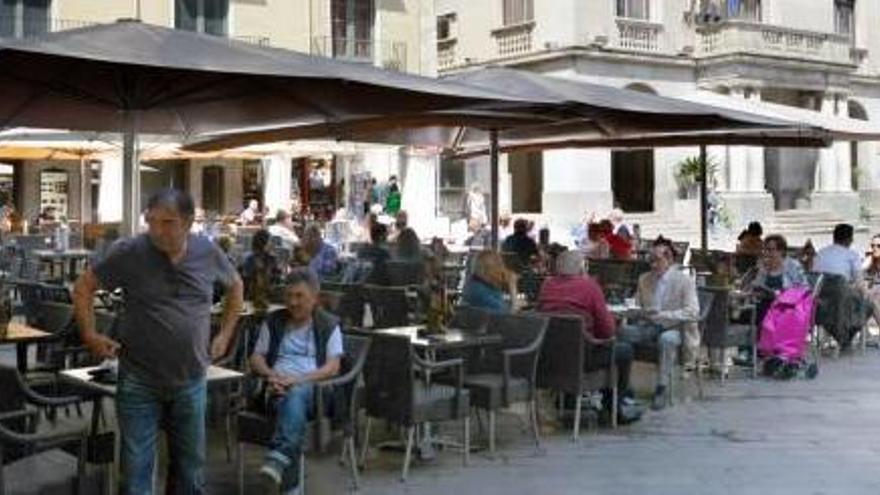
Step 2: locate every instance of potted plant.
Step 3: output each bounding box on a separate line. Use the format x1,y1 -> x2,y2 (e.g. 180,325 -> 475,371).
675,155 -> 718,199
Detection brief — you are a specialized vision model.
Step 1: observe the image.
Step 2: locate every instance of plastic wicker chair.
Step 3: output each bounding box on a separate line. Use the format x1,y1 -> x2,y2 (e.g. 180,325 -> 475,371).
536,313 -> 618,440
236,334 -> 370,494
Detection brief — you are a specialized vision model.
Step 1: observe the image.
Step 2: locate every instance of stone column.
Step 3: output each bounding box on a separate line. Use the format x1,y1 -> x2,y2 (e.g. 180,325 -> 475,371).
811,92 -> 860,219
814,93 -> 839,192
542,149 -> 612,235
833,94 -> 853,192
725,88 -> 749,192
718,87 -> 774,229
746,89 -> 766,192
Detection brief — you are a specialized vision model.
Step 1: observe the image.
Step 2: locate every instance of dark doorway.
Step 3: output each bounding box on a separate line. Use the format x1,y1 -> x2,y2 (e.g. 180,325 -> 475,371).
202,165 -> 225,215
611,149 -> 654,212
509,151 -> 543,213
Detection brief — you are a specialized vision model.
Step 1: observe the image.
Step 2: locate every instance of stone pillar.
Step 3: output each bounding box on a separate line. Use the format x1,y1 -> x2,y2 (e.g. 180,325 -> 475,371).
811,92 -> 860,219
718,87 -> 774,229
814,93 -> 839,193
542,149 -> 612,227
746,89 -> 766,192
708,145 -> 727,191
833,94 -> 853,192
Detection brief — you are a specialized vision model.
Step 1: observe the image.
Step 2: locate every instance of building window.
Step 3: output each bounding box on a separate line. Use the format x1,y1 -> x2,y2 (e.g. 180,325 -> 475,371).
502,0 -> 533,26
0,0 -> 50,38
437,13 -> 457,41
175,0 -> 229,37
331,0 -> 374,60
835,0 -> 854,37
616,0 -> 650,20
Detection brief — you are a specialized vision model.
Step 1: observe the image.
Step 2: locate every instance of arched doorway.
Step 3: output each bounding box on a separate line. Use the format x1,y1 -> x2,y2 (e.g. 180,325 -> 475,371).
611,83 -> 656,212
849,100 -> 869,191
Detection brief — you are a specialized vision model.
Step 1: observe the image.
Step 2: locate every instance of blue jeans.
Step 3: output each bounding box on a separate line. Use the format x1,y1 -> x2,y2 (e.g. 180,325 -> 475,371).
116,372 -> 207,495
267,385 -> 314,468
619,323 -> 681,389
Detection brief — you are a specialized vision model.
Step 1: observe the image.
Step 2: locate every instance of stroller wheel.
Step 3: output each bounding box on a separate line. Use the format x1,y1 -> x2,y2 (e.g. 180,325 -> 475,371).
805,363 -> 818,380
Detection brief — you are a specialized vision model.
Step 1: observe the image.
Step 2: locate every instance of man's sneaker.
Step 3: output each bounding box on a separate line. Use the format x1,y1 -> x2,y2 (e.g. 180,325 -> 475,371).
651,387 -> 667,411
259,457 -> 286,490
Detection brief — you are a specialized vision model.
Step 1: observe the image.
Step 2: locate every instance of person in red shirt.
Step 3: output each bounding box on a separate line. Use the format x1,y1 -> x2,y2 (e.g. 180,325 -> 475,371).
538,250 -> 638,419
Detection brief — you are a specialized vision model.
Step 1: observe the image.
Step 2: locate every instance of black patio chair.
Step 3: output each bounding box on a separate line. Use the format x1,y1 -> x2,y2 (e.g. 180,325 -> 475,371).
0,363 -> 94,495
320,282 -> 364,329
448,305 -> 490,334
361,285 -> 412,329
536,313 -> 617,440
463,313 -> 547,454
696,286 -> 756,387
235,334 -> 370,494
813,272 -> 870,353
386,260 -> 426,287
360,333 -> 469,481
588,259 -> 650,302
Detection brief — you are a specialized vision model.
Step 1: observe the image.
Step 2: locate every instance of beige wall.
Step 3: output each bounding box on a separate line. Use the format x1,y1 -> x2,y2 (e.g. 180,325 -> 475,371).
186,158 -> 245,215
55,0 -> 430,74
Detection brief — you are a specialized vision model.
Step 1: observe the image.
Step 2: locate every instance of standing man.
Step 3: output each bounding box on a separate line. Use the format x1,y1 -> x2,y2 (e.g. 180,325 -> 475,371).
73,189 -> 244,494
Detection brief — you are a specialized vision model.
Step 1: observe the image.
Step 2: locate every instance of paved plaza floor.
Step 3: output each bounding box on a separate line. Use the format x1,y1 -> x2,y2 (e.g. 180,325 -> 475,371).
4,345 -> 880,494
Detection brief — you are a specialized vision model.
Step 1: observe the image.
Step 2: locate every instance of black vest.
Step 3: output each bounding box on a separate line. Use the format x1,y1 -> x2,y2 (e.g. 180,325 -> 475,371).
264,307 -> 339,370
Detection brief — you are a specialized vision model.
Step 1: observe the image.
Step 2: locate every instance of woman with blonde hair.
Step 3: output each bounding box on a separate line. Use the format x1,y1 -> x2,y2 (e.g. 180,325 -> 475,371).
461,250 -> 518,313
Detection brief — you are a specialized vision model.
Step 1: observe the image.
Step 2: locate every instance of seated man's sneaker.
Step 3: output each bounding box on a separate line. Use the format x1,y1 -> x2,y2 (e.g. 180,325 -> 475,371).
650,386 -> 667,411
259,456 -> 287,491
617,397 -> 644,424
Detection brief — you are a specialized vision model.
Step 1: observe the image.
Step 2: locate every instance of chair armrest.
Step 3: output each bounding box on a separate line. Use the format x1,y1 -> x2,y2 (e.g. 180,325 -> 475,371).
0,408 -> 38,427
15,371 -> 83,407
313,367 -> 360,389
0,421 -> 87,451
585,334 -> 615,347
414,355 -> 465,390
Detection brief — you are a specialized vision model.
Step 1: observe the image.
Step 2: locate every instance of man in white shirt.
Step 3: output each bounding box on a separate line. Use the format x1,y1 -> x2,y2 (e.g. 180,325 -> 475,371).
619,238 -> 699,411
239,199 -> 260,225
268,210 -> 300,248
814,224 -> 862,284
250,268 -> 343,494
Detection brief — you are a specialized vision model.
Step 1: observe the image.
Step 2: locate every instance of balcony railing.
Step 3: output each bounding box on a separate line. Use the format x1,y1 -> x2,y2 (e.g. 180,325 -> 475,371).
615,18 -> 664,53
437,40 -> 456,71
0,16 -> 97,39
233,35 -> 271,47
491,21 -> 534,58
310,36 -> 407,71
697,21 -> 857,66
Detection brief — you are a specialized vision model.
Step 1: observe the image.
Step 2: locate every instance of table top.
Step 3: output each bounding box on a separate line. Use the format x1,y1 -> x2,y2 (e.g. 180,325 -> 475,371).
607,304 -> 654,319
0,322 -> 52,344
32,248 -> 94,259
211,301 -> 284,317
59,365 -> 244,396
373,325 -> 502,349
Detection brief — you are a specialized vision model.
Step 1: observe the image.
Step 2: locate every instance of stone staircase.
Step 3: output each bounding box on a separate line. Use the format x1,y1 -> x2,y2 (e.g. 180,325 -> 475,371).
622,209 -> 867,250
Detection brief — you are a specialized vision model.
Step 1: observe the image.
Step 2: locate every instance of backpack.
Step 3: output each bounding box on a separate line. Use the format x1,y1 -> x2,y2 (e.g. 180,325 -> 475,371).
758,286 -> 815,364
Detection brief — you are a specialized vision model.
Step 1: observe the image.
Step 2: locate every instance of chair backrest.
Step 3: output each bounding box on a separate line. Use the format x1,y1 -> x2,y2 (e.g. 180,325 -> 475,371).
588,259 -> 650,301
671,241 -> 689,264
362,333 -> 414,424
362,285 -> 410,329
32,301 -> 75,337
813,272 -> 850,327
321,283 -> 364,328
697,286 -> 726,347
535,313 -> 584,395
487,313 -> 548,381
39,283 -> 72,303
386,260 -> 426,287
448,305 -> 490,334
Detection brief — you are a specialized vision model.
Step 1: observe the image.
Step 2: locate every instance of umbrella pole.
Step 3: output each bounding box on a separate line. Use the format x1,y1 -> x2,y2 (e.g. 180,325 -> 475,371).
490,129 -> 499,250
699,144 -> 708,251
122,111 -> 140,237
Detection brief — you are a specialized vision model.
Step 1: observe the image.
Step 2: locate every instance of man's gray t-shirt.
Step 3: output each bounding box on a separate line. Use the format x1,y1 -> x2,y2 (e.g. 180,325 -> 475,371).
93,234 -> 237,385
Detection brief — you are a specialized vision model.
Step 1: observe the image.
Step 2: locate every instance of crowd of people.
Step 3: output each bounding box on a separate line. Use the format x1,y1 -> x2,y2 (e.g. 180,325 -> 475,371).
63,184 -> 880,494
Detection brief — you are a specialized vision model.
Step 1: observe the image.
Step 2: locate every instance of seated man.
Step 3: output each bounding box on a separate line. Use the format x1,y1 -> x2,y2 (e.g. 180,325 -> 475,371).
814,223 -> 871,348
502,218 -> 539,268
357,223 -> 392,286
250,268 -> 344,493
619,238 -> 699,411
538,250 -> 640,421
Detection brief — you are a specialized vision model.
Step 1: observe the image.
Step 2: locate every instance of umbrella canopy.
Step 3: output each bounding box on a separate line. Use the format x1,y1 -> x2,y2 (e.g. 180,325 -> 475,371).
0,20 -> 535,233
184,67 -> 822,152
